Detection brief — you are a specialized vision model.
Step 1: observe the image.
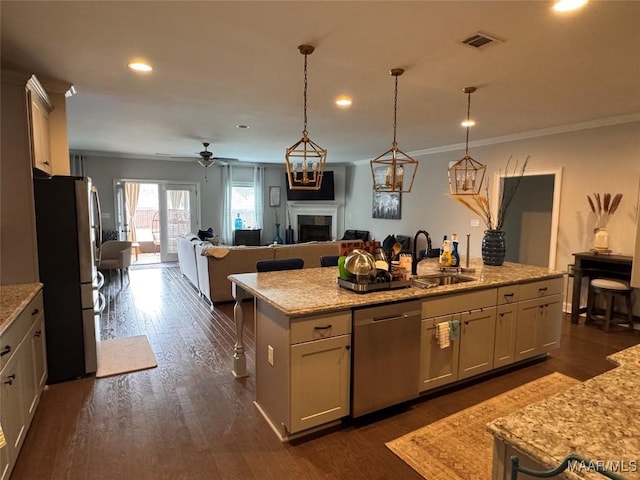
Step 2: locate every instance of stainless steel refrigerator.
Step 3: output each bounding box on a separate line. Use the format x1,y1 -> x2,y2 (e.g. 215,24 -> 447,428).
33,176 -> 104,383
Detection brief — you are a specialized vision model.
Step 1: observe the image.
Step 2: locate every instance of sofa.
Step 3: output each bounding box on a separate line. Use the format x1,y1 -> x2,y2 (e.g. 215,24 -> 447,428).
177,234 -> 366,305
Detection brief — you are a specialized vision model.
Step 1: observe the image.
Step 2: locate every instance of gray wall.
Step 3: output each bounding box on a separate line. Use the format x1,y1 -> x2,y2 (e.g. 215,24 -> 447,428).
81,156 -> 348,240
344,121 -> 640,275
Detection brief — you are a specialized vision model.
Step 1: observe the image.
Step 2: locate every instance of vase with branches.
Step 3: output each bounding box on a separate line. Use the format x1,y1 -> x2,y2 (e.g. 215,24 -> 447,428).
451,156 -> 529,265
587,192 -> 622,251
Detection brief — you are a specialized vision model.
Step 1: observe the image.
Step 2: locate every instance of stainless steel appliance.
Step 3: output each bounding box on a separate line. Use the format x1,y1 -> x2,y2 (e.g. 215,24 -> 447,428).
351,300 -> 421,417
33,176 -> 104,383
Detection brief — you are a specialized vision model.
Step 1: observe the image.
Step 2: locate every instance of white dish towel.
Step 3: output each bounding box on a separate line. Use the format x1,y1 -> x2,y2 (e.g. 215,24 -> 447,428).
435,321 -> 451,349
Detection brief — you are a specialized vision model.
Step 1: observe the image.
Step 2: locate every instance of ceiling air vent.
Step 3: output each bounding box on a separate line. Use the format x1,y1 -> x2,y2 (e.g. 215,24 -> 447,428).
460,32 -> 504,50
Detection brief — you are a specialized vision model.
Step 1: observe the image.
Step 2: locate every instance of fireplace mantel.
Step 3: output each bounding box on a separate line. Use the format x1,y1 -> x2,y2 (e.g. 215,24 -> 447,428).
287,202 -> 339,241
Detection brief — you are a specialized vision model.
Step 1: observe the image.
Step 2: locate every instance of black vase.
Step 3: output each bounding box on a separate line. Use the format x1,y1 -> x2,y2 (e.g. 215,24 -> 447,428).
285,225 -> 295,244
482,230 -> 506,266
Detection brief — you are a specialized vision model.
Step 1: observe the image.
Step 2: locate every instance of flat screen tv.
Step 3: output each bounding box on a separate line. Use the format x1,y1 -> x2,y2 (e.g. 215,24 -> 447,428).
285,170 -> 335,201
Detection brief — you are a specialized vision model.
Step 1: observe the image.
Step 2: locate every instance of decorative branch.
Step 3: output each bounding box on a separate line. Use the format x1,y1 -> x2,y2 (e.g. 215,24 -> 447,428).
451,155 -> 528,231
587,192 -> 622,231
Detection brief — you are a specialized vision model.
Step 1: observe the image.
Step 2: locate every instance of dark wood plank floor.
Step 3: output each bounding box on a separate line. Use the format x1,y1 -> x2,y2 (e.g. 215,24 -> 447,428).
11,265 -> 638,480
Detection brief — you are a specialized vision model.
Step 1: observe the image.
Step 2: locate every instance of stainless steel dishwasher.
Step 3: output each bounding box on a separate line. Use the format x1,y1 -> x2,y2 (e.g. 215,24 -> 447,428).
351,300 -> 421,417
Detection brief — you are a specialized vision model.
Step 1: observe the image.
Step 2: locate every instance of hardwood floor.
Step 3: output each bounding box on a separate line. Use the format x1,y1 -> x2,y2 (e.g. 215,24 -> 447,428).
11,266 -> 638,480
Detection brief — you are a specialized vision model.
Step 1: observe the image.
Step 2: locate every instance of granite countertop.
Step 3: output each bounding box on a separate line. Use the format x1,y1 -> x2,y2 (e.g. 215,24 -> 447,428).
228,257 -> 564,317
487,343 -> 640,480
0,283 -> 43,335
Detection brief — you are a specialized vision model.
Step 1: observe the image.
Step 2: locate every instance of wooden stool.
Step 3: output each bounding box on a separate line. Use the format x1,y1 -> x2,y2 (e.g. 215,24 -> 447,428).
586,278 -> 635,333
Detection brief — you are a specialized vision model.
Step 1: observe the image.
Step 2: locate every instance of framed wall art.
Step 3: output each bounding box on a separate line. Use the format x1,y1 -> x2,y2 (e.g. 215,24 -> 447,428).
371,166 -> 401,219
269,186 -> 281,207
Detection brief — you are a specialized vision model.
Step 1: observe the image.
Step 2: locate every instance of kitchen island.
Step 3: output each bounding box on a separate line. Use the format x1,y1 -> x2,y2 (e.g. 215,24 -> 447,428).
228,258 -> 565,440
488,343 -> 640,479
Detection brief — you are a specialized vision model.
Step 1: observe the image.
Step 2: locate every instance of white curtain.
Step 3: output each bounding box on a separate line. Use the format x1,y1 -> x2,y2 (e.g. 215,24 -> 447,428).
124,183 -> 141,242
253,165 -> 264,230
221,165 -> 233,245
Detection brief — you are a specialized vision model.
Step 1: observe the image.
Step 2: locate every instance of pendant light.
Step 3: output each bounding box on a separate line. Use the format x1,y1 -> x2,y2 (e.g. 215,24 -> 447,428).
285,44 -> 327,191
370,68 -> 418,194
448,86 -> 486,195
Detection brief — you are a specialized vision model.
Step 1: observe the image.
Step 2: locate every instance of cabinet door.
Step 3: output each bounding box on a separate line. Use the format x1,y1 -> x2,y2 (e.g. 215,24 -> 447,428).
31,314 -> 47,390
420,314 -> 459,391
29,93 -> 52,175
290,334 -> 350,433
494,304 -> 517,368
535,294 -> 563,352
0,349 -> 28,475
458,307 -> 496,380
515,299 -> 539,361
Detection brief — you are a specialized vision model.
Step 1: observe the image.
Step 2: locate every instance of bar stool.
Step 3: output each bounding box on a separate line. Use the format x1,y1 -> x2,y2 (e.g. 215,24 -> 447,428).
586,278 -> 635,333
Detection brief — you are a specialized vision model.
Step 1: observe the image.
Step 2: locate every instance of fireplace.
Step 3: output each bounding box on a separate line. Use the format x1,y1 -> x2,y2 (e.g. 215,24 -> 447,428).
299,224 -> 331,243
287,202 -> 339,242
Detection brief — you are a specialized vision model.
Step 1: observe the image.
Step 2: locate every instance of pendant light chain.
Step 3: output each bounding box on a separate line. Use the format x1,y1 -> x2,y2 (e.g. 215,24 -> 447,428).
302,51 -> 308,136
392,74 -> 398,148
464,90 -> 471,156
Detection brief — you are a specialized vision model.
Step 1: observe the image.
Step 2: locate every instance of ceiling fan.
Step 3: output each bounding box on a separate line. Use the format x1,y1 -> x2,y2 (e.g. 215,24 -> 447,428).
173,142 -> 237,167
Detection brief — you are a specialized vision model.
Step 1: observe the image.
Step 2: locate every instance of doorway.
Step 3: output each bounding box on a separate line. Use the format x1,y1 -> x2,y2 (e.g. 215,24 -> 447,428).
492,169 -> 562,269
115,180 -> 199,263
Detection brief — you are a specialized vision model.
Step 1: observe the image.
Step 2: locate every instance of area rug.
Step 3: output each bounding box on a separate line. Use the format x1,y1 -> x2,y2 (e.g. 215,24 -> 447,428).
385,372 -> 580,480
96,335 -> 158,378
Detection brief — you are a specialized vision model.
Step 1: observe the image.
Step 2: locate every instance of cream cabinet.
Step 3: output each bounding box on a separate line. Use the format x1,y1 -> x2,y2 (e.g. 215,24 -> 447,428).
420,289 -> 496,391
27,76 -> 53,175
420,313 -> 459,391
494,284 -> 520,368
494,304 -> 517,367
255,301 -> 351,439
290,334 -> 350,433
458,307 -> 496,380
515,278 -> 564,361
0,290 -> 47,480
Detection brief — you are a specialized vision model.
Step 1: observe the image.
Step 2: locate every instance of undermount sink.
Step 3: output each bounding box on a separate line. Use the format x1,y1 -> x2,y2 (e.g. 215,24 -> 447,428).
411,273 -> 476,288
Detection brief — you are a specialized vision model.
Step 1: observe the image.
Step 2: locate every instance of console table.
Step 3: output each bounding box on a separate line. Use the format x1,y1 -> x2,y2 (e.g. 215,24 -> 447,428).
234,229 -> 261,246
570,252 -> 633,324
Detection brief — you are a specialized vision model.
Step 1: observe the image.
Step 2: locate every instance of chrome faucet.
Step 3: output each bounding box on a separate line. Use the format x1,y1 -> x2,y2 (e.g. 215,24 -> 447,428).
412,230 -> 432,275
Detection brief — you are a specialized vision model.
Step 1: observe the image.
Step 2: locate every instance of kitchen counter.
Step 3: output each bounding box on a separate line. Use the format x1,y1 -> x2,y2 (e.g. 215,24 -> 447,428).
227,258 -> 563,378
0,283 -> 43,335
228,257 -> 563,318
487,343 -> 640,479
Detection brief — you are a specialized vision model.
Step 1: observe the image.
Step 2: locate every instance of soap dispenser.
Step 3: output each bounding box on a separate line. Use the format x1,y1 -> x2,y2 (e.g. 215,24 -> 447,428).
439,235 -> 452,267
451,234 -> 460,267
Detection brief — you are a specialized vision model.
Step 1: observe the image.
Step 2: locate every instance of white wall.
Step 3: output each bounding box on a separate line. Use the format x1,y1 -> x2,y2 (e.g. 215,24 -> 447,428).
345,121 -> 640,274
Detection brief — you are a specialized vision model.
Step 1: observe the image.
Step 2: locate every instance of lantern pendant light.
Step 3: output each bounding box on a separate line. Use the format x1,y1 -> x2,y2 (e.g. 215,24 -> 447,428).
285,44 -> 327,191
370,68 -> 418,194
448,86 -> 486,195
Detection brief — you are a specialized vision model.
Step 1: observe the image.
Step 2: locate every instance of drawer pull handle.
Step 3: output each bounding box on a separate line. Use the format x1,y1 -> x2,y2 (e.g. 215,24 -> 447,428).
0,345 -> 11,356
538,287 -> 548,292
34,330 -> 42,338
32,308 -> 40,316
4,374 -> 16,385
314,325 -> 332,330
504,293 -> 514,297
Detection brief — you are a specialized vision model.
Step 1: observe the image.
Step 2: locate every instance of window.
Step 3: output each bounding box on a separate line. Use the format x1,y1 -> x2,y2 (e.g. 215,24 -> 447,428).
231,182 -> 257,229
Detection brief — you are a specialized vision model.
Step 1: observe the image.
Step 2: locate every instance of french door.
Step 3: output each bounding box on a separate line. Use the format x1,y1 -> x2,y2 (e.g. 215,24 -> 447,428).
116,181 -> 199,263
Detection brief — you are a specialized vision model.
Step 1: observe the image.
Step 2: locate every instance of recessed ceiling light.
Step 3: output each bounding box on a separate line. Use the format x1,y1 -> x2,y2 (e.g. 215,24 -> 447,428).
236,125 -> 250,129
461,120 -> 476,127
553,0 -> 588,12
335,96 -> 353,107
128,62 -> 153,72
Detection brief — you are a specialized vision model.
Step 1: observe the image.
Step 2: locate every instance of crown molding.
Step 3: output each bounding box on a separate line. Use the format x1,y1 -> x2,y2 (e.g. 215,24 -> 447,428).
353,113 -> 640,165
